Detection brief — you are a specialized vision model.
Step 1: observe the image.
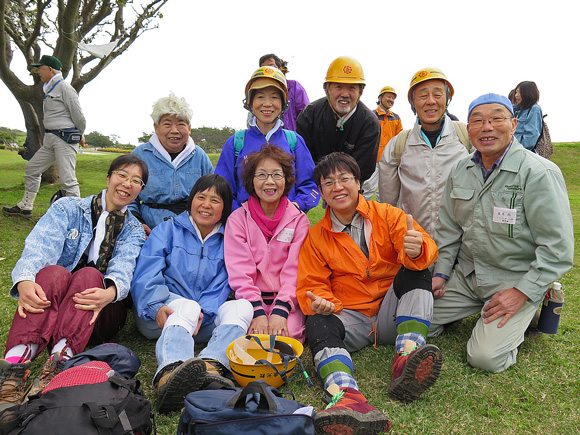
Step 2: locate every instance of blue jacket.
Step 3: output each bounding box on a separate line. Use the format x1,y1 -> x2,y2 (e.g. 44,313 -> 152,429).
130,142 -> 214,228
130,211 -> 231,327
11,195 -> 145,301
214,124 -> 320,212
514,104 -> 542,150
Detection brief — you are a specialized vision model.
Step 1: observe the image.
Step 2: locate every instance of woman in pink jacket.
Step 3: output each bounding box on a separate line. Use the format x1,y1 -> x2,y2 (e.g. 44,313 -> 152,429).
224,145 -> 310,342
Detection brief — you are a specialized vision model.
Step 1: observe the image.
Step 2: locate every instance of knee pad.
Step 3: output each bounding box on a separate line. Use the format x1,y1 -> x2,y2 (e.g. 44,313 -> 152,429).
165,298 -> 201,335
215,299 -> 253,331
305,314 -> 346,357
393,266 -> 433,299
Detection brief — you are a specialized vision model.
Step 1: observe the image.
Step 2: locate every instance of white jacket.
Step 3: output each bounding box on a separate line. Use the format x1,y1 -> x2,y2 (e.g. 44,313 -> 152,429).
378,116 -> 470,238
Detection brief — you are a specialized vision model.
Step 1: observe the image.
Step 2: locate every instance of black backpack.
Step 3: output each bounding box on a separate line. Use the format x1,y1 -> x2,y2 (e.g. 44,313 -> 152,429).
49,189 -> 66,206
0,374 -> 154,435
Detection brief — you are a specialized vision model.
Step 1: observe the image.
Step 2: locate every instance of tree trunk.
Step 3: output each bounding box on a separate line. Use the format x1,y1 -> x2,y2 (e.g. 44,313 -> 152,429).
17,97 -> 44,159
15,90 -> 59,183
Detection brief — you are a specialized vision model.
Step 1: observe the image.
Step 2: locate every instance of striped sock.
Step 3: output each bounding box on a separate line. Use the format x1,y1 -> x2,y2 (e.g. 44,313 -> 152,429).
324,371 -> 358,391
395,332 -> 426,353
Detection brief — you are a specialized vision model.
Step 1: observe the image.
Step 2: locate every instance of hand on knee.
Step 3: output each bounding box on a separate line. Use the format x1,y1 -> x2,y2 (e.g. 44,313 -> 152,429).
165,299 -> 201,335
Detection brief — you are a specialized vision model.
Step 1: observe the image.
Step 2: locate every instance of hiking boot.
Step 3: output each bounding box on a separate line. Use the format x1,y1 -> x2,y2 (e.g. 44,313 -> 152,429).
27,352 -> 67,398
314,386 -> 391,435
0,360 -> 32,411
2,205 -> 32,219
155,357 -> 233,414
388,342 -> 443,403
201,358 -> 235,388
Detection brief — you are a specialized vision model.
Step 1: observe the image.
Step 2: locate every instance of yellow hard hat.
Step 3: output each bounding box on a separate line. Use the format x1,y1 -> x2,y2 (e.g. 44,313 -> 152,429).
407,67 -> 454,105
325,56 -> 365,86
244,66 -> 289,110
378,86 -> 397,98
227,334 -> 304,388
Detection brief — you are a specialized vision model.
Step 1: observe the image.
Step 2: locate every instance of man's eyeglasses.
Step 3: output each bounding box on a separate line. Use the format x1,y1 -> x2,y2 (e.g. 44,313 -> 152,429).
468,117 -> 513,129
254,172 -> 285,181
112,170 -> 145,187
320,176 -> 356,189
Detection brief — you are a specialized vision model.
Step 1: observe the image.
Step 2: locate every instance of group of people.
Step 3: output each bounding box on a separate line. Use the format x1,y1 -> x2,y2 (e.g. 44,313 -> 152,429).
0,53 -> 574,435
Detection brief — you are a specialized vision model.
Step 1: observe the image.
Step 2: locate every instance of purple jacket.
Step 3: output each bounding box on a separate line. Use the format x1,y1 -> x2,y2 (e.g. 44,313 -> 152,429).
283,79 -> 309,131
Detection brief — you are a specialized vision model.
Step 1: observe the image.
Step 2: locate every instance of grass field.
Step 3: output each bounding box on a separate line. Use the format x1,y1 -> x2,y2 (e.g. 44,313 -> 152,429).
0,145 -> 579,434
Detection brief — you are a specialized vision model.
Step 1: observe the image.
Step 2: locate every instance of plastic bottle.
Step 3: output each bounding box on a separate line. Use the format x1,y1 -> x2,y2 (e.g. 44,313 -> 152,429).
537,282 -> 564,334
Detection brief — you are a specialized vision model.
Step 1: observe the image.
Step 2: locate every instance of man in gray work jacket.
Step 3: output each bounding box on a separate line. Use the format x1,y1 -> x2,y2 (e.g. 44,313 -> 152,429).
430,93 -> 574,373
4,55 -> 86,219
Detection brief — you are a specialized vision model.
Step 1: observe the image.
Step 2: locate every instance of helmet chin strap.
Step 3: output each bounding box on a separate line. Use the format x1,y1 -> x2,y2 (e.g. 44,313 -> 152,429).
420,112 -> 446,127
325,85 -> 362,131
413,100 -> 449,128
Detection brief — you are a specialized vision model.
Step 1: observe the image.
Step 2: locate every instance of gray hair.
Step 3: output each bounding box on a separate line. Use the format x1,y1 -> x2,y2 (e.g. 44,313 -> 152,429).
150,92 -> 193,124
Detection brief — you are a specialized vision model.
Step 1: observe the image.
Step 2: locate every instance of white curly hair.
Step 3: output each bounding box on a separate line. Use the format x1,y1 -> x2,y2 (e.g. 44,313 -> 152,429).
150,92 -> 193,124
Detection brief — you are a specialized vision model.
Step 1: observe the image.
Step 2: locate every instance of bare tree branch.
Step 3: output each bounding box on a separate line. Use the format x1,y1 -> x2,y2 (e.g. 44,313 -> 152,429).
0,0 -> 169,158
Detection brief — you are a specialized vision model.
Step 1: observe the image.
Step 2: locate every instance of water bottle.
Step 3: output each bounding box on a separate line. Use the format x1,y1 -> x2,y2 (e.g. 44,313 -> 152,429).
537,282 -> 564,334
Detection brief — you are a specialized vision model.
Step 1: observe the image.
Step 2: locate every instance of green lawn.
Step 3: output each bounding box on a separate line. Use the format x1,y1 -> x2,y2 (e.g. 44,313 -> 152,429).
1,145 -> 579,434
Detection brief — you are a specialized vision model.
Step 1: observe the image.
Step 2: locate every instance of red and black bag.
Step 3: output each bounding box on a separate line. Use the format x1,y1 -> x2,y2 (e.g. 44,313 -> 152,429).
0,362 -> 154,435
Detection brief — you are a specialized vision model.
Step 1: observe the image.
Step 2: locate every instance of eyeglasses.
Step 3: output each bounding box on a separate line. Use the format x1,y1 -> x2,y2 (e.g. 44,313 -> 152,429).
320,176 -> 356,190
254,172 -> 285,181
468,116 -> 513,129
112,170 -> 145,187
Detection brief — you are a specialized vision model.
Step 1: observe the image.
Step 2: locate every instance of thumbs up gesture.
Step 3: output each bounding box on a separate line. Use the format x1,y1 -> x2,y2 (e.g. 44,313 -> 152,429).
306,291 -> 335,315
403,214 -> 423,259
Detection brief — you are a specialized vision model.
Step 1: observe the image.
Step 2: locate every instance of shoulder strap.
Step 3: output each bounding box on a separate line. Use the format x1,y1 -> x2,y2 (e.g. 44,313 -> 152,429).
394,129 -> 412,166
283,129 -> 297,152
233,130 -> 246,167
452,121 -> 473,152
43,78 -> 64,100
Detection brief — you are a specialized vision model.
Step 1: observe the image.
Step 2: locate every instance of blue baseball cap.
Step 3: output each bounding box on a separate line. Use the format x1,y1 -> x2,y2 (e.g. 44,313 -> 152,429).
468,93 -> 514,119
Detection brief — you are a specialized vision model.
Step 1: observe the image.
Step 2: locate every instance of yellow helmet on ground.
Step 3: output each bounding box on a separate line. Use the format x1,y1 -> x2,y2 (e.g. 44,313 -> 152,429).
407,67 -> 454,105
244,66 -> 289,111
378,86 -> 397,98
325,56 -> 365,86
227,334 -> 306,388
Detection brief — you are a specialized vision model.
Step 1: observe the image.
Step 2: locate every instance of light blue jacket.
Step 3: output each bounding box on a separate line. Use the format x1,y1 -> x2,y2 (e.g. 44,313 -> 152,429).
434,139 -> 574,303
130,142 -> 214,228
11,195 -> 145,301
215,124 -> 320,212
130,211 -> 231,327
514,104 -> 542,150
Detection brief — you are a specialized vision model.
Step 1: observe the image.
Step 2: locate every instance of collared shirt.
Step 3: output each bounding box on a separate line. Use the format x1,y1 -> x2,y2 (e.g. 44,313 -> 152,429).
189,216 -> 222,243
471,140 -> 513,181
336,105 -> 358,130
329,209 -> 369,258
149,133 -> 196,168
43,72 -> 63,95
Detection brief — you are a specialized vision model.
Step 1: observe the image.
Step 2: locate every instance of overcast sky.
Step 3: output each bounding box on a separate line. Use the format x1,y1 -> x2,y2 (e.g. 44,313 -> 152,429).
1,0 -> 579,144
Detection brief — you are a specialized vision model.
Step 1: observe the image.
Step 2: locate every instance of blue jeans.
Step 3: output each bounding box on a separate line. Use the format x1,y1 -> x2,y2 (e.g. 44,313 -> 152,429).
154,323 -> 245,377
133,295 -> 253,378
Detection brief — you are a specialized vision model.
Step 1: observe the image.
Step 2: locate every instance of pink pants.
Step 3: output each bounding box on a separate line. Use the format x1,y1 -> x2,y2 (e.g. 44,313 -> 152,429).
5,265 -> 127,358
262,302 -> 306,343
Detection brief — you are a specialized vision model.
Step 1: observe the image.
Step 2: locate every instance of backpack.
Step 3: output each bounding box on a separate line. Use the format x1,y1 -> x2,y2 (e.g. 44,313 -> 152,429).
393,121 -> 472,165
533,115 -> 553,159
177,380 -> 314,435
233,129 -> 297,168
0,362 -> 154,435
49,189 -> 66,206
64,343 -> 142,379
